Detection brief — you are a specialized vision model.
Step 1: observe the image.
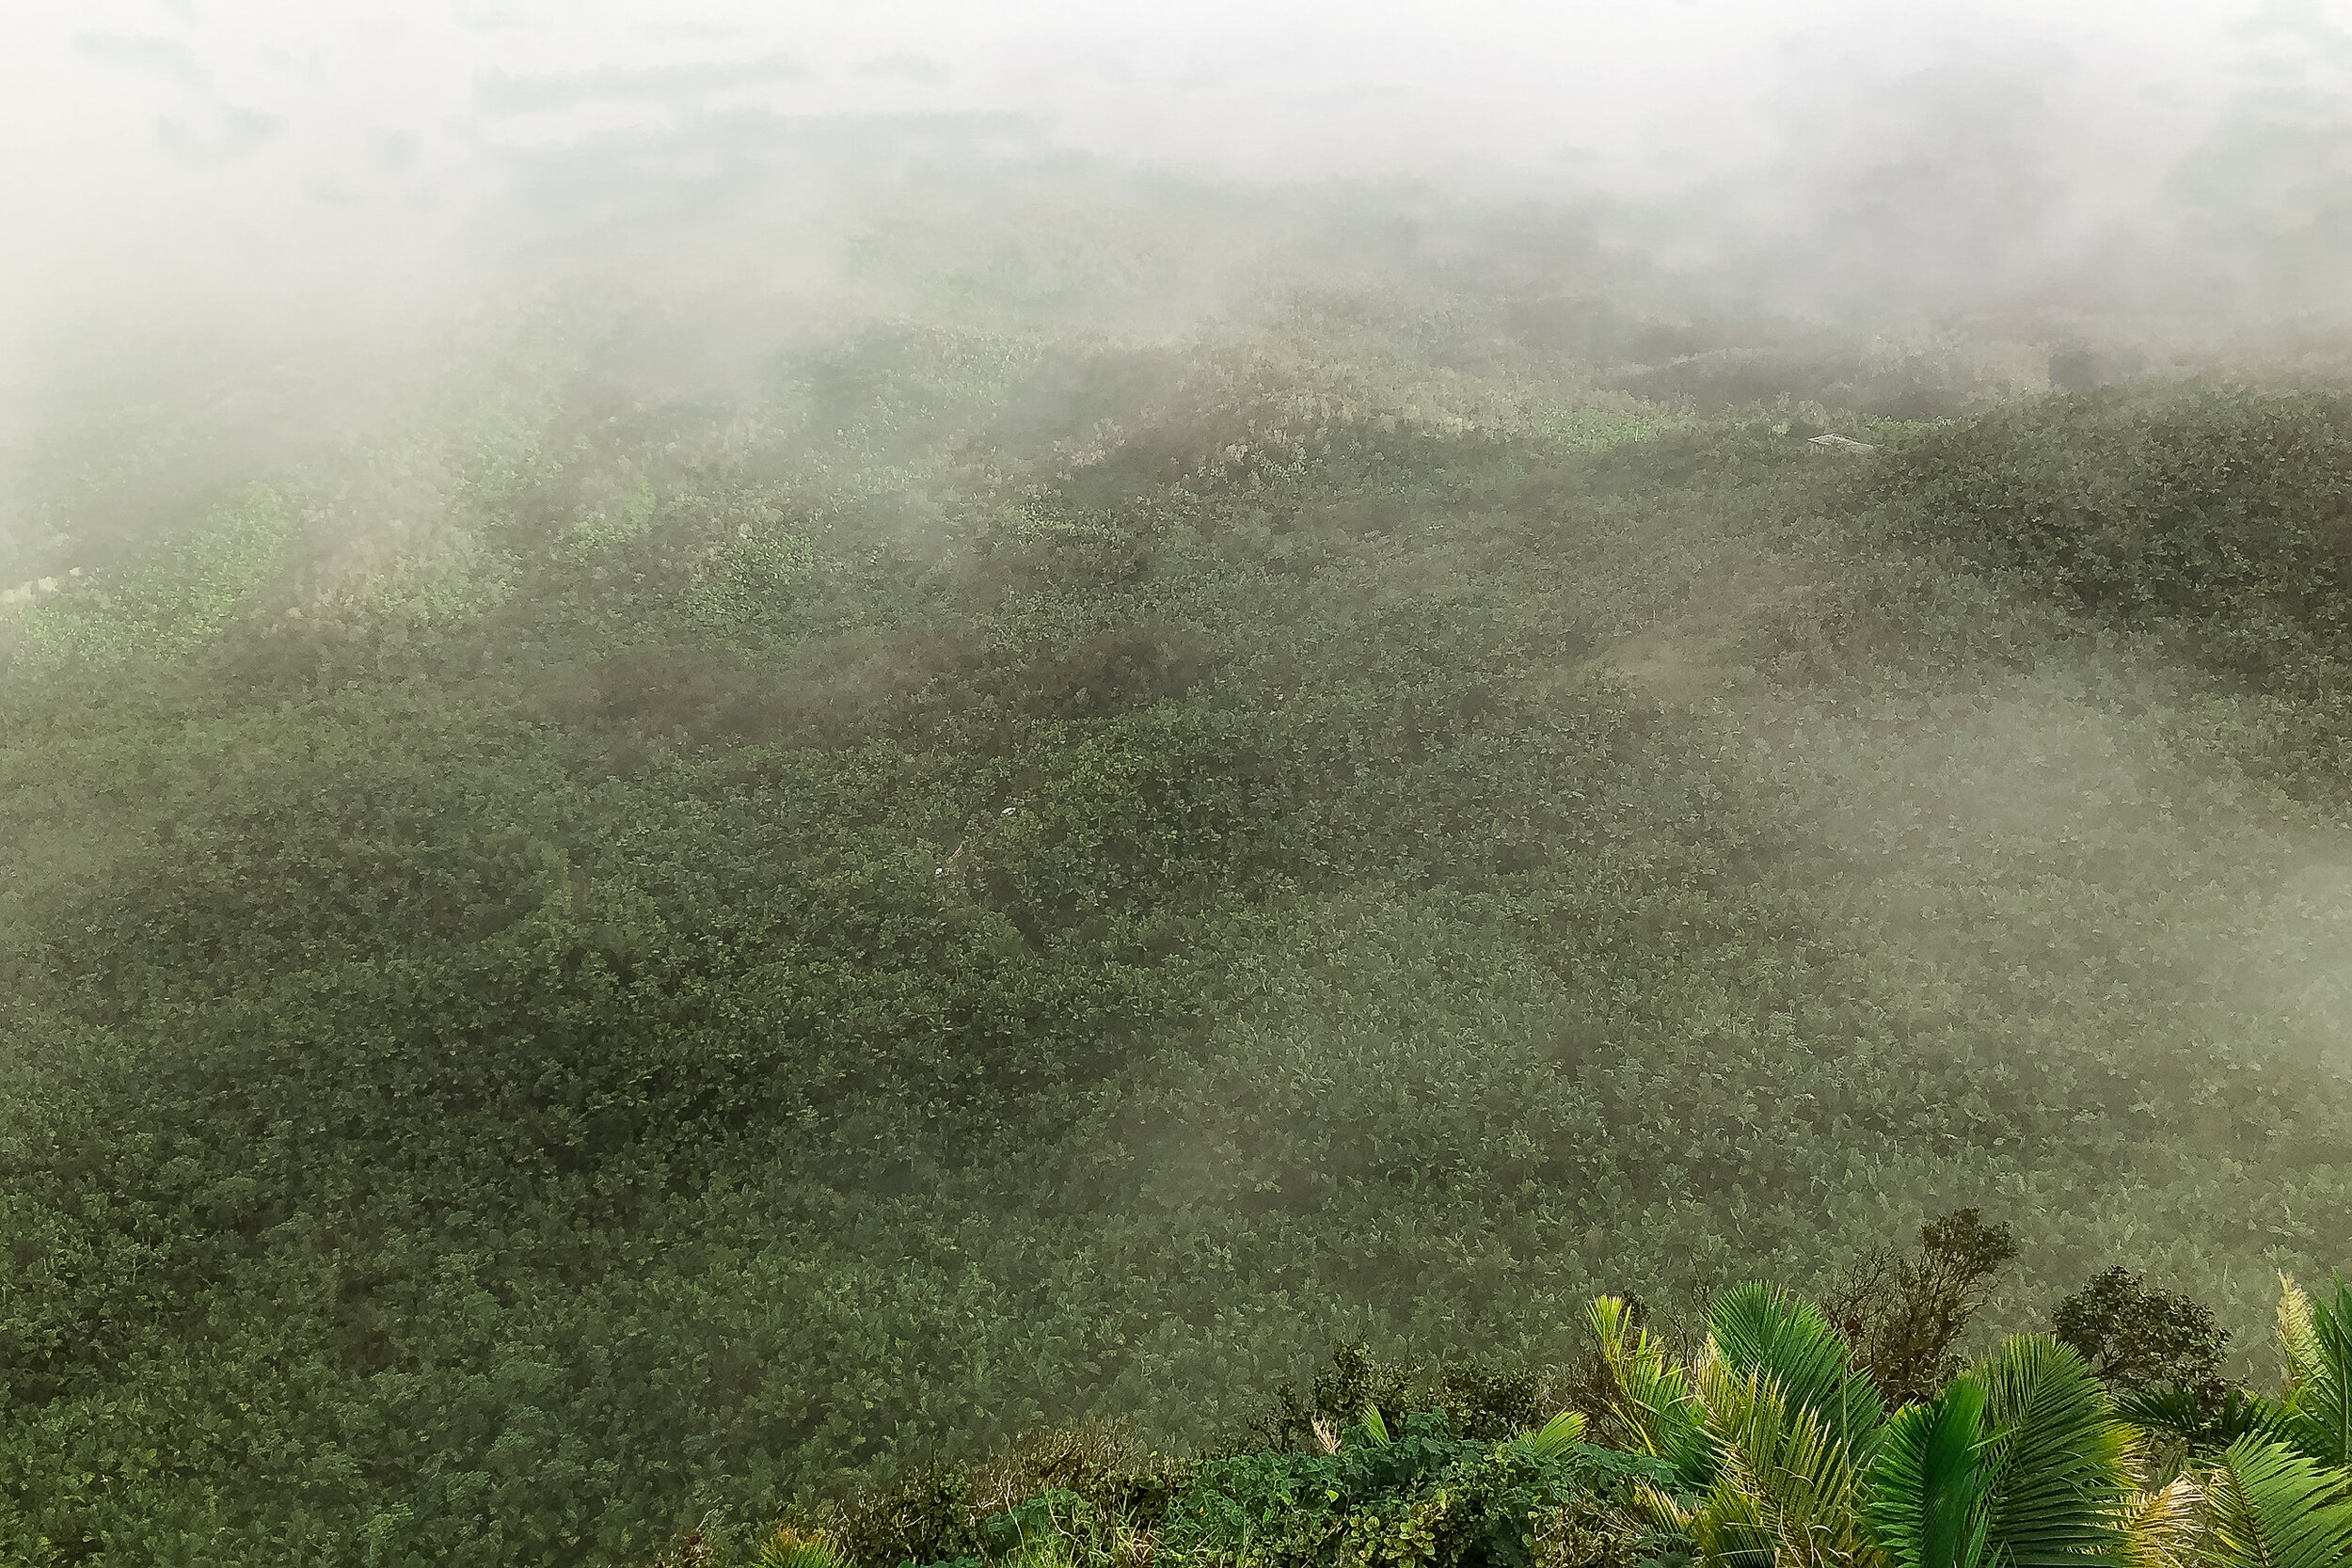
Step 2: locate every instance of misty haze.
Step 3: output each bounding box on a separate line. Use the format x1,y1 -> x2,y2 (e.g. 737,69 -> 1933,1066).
5,4 -> 2352,1566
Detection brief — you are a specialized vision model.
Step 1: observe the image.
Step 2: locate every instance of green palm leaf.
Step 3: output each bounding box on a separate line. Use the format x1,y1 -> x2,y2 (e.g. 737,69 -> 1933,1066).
1520,1409 -> 1588,1460
1979,1336 -> 2133,1568
1591,1294 -> 1710,1486
1691,1355 -> 1876,1568
1710,1280 -> 1887,1462
1862,1372 -> 1994,1568
758,1529 -> 841,1568
2112,1386 -> 2278,1456
2277,1275 -> 2352,1470
2203,1436 -> 2352,1568
1692,1466 -> 1781,1568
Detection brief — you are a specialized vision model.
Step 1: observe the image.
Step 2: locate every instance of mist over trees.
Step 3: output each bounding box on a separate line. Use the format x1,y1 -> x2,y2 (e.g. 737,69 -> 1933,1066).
4,5 -> 2352,1566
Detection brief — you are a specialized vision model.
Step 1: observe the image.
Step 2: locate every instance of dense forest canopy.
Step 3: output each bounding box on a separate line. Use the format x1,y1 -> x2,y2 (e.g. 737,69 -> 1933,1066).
5,112 -> 2352,1568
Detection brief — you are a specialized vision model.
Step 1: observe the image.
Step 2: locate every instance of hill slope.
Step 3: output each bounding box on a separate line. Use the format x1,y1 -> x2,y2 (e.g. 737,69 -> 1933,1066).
3,278 -> 2350,1565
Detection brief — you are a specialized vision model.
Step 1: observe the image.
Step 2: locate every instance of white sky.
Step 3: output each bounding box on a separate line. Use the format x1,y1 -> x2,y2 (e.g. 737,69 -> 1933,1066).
3,1 -> 2345,336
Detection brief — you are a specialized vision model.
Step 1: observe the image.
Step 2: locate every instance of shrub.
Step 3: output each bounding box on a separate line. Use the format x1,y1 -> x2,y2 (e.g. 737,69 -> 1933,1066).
1821,1209 -> 2019,1405
2052,1266 -> 2230,1395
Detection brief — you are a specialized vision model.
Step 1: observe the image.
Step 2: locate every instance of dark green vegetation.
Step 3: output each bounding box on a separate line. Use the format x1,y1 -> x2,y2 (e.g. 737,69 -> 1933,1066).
749,1254 -> 2352,1568
1877,387 -> 2352,801
5,244 -> 2352,1565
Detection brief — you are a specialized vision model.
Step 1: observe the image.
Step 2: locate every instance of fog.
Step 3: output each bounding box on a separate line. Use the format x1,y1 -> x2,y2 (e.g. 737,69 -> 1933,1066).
11,7 -> 2352,1558
8,0 -> 2350,626
8,2 -> 2347,339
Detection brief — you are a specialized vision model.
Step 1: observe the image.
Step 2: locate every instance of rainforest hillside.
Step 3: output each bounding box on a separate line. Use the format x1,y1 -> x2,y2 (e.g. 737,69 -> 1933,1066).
4,191 -> 2352,1566
740,1255 -> 2352,1568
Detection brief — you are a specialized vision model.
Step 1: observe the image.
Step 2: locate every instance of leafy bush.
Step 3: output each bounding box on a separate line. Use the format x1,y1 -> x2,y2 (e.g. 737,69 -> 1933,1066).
2053,1266 -> 2230,1395
804,1408 -> 1666,1568
1822,1209 -> 2020,1406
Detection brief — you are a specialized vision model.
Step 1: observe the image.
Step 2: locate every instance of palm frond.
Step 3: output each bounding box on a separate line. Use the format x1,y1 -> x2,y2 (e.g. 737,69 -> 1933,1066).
1690,1352 -> 1876,1568
1635,1478 -> 1699,1536
1861,1373 -> 1994,1568
758,1528 -> 841,1568
2114,1386 -> 2278,1456
1521,1409 -> 1588,1460
1709,1280 -> 1887,1462
1591,1294 -> 1709,1486
2282,1277 -> 2325,1393
1979,1336 -> 2134,1568
2276,1276 -> 2352,1470
2202,1435 -> 2352,1568
1691,1464 -> 1781,1568
2114,1477 -> 2201,1568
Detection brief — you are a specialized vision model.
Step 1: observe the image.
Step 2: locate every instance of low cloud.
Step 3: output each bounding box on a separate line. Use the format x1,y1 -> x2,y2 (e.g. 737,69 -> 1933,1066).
475,55 -> 810,116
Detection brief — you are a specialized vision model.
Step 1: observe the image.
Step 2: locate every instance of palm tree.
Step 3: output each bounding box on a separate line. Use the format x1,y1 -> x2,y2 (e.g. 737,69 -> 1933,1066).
1590,1288 -> 2153,1568
2276,1275 -> 2352,1473
1591,1285 -> 1887,1568
1859,1336 -> 2136,1568
2111,1275 -> 2352,1474
2167,1275 -> 2352,1568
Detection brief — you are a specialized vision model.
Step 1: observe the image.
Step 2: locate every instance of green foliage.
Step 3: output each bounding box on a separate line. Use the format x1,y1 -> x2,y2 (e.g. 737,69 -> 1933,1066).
1828,1212 -> 2021,1408
2202,1437 -> 2352,1568
1450,1366 -> 1565,1448
5,242 -> 2352,1568
2278,1278 -> 2352,1470
758,1528 -> 843,1568
1152,1412 -> 1668,1568
2110,1385 -> 2272,1459
1875,385 -> 2352,646
1862,1376 -> 1994,1568
1705,1282 -> 1886,1460
1581,1283 -> 2149,1568
1589,1298 -> 1708,1490
1681,1354 -> 1875,1568
808,1402 -> 1661,1568
1520,1413 -> 1589,1463
872,1275 -> 2350,1568
1871,386 -> 2352,802
1251,1343 -> 1426,1455
1974,1337 -> 2133,1568
8,482 -> 296,665
2055,1269 -> 2231,1397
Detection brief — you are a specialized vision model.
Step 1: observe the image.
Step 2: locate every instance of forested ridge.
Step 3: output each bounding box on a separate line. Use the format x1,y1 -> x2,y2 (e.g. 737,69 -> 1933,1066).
742,1240 -> 2352,1568
4,210 -> 2352,1565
